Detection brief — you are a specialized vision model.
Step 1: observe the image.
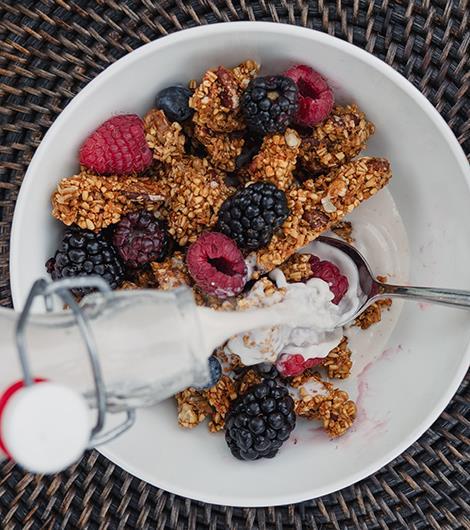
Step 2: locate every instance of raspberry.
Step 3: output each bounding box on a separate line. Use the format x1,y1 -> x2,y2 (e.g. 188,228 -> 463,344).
79,114 -> 153,175
284,65 -> 334,127
310,255 -> 349,304
113,210 -> 172,269
275,353 -> 323,377
186,232 -> 247,299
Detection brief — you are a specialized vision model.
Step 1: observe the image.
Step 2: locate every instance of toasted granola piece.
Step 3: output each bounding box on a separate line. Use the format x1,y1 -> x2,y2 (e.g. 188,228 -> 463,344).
144,108 -> 186,165
194,125 -> 244,172
194,288 -> 240,311
213,348 -> 244,375
160,156 -> 234,246
322,337 -> 352,379
237,369 -> 262,395
175,388 -> 213,428
247,129 -> 301,191
299,104 -> 375,174
150,251 -> 192,290
279,254 -> 312,283
204,375 -> 238,432
190,60 -> 260,133
134,269 -> 156,288
254,157 -> 391,272
119,281 -> 139,290
354,298 -> 392,329
291,372 -> 356,437
331,220 -> 354,243
51,172 -> 168,231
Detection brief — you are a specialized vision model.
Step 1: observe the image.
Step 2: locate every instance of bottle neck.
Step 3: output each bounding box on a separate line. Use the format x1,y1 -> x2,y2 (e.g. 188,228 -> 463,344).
0,288 -> 211,412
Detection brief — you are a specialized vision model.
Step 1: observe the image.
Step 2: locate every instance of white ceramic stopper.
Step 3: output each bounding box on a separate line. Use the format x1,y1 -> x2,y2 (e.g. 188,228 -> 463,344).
1,382 -> 91,474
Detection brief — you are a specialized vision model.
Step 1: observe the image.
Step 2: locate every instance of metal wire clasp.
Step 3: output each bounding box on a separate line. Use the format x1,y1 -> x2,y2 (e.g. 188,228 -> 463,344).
15,277 -> 136,448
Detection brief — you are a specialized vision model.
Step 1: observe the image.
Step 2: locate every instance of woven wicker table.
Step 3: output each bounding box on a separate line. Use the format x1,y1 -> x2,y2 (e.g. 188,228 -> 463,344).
0,1 -> 468,528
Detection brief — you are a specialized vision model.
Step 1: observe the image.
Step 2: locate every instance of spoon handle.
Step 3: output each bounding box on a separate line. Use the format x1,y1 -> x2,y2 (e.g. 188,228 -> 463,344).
376,283 -> 470,309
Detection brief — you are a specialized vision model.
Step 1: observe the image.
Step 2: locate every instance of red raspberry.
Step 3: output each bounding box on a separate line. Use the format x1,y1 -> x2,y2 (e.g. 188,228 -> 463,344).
276,353 -> 323,377
187,232 -> 247,299
79,114 -> 153,175
309,255 -> 348,304
284,65 -> 334,127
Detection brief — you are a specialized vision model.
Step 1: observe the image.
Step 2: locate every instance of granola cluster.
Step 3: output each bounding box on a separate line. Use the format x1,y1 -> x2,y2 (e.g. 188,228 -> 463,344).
299,104 -> 375,174
247,129 -> 301,190
190,60 -> 259,133
290,372 -> 357,437
52,172 -> 167,231
255,156 -> 391,271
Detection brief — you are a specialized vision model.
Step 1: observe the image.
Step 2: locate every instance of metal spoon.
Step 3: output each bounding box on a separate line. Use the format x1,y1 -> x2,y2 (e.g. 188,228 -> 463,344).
317,235 -> 470,326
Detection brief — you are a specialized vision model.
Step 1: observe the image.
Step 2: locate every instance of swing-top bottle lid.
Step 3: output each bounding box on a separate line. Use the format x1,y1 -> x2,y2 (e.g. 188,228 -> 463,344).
0,382 -> 91,474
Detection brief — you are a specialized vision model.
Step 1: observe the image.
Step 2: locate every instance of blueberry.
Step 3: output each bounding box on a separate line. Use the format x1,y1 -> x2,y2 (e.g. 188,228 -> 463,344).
155,85 -> 194,123
196,355 -> 222,389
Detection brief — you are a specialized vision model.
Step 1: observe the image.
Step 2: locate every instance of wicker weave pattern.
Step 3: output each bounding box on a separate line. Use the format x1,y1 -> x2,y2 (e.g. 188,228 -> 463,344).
0,1 -> 468,528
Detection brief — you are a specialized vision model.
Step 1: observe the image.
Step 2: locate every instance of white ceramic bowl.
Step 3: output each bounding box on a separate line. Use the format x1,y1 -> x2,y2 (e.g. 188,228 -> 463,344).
10,22 -> 470,506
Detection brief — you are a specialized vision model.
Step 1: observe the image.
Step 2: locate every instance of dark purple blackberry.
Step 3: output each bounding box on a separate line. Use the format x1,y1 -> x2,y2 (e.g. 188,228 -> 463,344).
46,226 -> 124,295
241,76 -> 299,135
225,380 -> 296,461
113,210 -> 172,269
255,363 -> 280,381
216,182 -> 289,250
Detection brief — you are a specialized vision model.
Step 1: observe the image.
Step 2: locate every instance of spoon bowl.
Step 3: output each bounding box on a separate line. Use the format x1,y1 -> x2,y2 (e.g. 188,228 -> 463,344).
318,235 -> 470,327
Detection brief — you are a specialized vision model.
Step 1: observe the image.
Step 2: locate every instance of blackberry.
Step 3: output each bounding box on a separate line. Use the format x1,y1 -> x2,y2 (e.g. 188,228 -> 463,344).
241,76 -> 299,135
216,182 -> 289,250
46,226 -> 124,295
155,85 -> 194,123
255,363 -> 280,381
225,380 -> 296,460
113,210 -> 172,269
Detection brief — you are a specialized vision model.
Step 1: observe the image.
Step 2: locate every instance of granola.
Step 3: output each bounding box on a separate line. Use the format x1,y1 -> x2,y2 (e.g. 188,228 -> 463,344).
278,253 -> 313,283
291,372 -> 356,437
247,129 -> 301,190
354,299 -> 393,329
255,157 -> 392,272
175,387 -> 212,429
162,156 -> 234,246
205,375 -> 238,432
322,337 -> 352,379
299,104 -> 375,173
190,60 -> 259,133
144,108 -> 186,165
150,251 -> 192,290
331,220 -> 354,243
51,172 -> 167,231
194,124 -> 244,172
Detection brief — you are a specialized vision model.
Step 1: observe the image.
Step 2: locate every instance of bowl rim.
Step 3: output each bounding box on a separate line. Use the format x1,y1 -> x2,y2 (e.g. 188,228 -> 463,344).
9,21 -> 470,506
